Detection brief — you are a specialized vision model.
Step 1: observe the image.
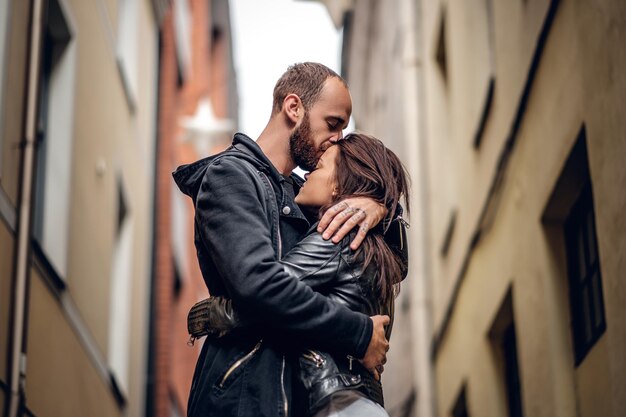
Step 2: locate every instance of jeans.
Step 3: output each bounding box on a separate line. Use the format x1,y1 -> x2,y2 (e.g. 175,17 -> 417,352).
312,390 -> 389,417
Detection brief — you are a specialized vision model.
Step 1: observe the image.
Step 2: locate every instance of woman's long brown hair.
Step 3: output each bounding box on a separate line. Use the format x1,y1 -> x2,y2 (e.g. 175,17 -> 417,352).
324,133 -> 411,307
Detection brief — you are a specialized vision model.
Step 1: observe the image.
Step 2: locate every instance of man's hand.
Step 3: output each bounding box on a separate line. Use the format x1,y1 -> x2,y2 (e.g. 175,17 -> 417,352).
361,315 -> 390,381
317,197 -> 387,250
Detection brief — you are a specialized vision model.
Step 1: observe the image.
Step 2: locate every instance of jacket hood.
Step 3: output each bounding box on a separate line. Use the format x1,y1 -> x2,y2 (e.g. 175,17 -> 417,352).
172,133 -> 281,202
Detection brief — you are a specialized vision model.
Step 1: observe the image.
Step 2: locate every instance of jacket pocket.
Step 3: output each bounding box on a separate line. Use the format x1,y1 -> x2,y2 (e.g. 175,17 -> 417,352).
215,339 -> 263,391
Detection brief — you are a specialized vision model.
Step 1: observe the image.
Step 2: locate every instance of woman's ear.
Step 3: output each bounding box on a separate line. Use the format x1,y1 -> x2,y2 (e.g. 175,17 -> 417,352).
283,94 -> 303,124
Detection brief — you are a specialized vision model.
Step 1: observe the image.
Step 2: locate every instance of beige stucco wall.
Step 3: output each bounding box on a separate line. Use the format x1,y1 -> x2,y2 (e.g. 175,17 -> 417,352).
25,270 -> 121,417
330,0 -> 626,416
431,0 -> 626,416
421,0 -> 557,335
64,0 -> 156,356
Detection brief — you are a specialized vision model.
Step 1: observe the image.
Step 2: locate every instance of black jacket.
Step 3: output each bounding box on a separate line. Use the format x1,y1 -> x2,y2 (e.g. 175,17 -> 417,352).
191,223 -> 409,413
172,134 -> 373,417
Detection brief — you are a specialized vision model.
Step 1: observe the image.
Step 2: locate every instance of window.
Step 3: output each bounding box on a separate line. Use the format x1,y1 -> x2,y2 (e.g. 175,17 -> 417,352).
32,0 -> 76,279
542,125 -> 606,366
451,385 -> 470,417
108,175 -> 133,396
501,323 -> 523,417
173,0 -> 192,82
564,182 -> 606,365
117,0 -> 138,109
434,7 -> 448,81
473,0 -> 496,148
489,290 -> 524,417
440,209 -> 457,257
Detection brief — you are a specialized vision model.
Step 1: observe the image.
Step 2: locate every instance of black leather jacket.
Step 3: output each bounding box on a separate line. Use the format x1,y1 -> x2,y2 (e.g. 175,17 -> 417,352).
173,134 -> 373,417
190,220 -> 409,413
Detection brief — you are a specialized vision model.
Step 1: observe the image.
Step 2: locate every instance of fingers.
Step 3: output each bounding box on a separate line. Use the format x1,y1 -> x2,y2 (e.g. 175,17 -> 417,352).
351,219 -> 371,249
369,364 -> 384,381
333,209 -> 367,244
317,201 -> 349,235
372,314 -> 391,327
319,204 -> 368,242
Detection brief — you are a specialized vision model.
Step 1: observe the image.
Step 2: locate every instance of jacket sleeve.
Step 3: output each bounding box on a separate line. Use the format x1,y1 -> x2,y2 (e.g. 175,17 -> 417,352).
189,233 -> 347,338
195,157 -> 372,358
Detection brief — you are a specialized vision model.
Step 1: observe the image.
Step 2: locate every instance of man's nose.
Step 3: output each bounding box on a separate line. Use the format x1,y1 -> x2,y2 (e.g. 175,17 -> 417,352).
330,130 -> 344,143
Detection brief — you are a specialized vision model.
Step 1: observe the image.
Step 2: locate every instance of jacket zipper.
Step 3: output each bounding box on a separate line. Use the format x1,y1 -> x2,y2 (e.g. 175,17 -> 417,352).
281,356 -> 288,416
278,226 -> 287,415
260,171 -> 287,415
347,355 -> 354,371
302,350 -> 325,367
219,340 -> 263,388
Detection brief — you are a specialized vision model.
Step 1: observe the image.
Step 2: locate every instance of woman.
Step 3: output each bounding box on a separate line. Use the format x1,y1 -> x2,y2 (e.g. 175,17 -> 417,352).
188,133 -> 410,416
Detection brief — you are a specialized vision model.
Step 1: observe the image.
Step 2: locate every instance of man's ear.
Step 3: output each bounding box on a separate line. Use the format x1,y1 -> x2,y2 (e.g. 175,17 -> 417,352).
283,93 -> 303,124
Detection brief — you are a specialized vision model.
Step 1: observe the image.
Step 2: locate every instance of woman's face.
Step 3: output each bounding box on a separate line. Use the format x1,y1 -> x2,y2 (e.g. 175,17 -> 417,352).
295,144 -> 339,209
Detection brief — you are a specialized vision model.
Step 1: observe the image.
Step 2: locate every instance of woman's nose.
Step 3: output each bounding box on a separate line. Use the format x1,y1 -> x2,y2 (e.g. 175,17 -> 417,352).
304,172 -> 310,181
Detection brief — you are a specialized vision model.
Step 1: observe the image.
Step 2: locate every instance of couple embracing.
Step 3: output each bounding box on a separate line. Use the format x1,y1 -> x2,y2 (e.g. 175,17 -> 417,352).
173,62 -> 410,417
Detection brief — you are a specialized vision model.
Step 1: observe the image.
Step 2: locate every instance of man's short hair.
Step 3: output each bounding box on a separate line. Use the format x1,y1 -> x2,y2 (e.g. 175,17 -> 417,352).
272,62 -> 348,115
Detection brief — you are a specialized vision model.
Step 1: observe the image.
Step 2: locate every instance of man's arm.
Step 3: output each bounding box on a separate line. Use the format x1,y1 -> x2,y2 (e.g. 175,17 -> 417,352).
197,157 -> 375,358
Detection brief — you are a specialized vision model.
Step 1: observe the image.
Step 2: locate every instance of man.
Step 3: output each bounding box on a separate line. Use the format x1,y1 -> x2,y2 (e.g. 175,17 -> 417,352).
173,63 -> 389,417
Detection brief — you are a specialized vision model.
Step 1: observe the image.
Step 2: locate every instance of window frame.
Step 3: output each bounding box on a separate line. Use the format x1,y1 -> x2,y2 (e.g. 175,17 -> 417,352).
32,0 -> 77,282
564,182 -> 606,366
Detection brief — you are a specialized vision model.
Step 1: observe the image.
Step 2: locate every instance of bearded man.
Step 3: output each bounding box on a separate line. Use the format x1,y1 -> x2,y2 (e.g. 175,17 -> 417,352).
173,63 -> 390,417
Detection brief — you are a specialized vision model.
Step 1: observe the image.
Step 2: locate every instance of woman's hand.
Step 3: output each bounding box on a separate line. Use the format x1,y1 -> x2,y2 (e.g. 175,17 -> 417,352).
317,197 -> 387,250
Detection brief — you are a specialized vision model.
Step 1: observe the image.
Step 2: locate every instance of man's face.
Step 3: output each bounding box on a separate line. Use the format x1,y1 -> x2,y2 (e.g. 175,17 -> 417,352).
289,77 -> 352,171
289,112 -> 317,171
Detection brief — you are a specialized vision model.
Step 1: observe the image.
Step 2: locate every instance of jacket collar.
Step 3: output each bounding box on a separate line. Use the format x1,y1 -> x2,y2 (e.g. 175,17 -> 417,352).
172,132 -> 306,201
232,133 -> 305,188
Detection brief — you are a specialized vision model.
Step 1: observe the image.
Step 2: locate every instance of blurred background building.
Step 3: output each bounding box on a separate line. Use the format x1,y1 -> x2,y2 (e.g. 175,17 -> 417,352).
0,0 -> 163,415
0,0 -> 236,416
314,0 -> 626,416
147,0 -> 237,416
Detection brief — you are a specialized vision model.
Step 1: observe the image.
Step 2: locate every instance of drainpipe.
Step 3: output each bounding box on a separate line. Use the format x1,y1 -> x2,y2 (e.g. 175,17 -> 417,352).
8,0 -> 44,416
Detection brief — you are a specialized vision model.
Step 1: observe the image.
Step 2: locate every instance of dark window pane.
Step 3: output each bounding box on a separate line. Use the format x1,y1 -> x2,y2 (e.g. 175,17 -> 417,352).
564,179 -> 606,365
502,324 -> 524,417
581,286 -> 592,344
586,210 -> 597,266
452,388 -> 470,417
591,273 -> 604,330
576,228 -> 586,281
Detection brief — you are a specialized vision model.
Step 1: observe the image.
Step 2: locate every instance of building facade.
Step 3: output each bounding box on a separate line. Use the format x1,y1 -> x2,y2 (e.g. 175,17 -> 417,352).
147,0 -> 238,416
314,0 -> 626,416
421,1 -> 626,416
0,0 -> 165,416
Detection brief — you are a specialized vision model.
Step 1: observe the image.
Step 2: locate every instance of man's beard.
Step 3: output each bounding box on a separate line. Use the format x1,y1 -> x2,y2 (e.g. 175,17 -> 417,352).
289,114 -> 318,172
